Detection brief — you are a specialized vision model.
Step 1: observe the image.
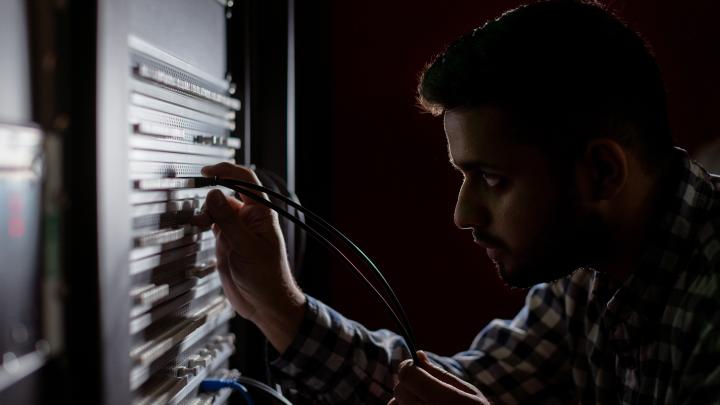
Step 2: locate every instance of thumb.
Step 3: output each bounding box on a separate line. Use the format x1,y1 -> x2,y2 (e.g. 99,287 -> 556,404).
205,189 -> 256,250
417,351 -> 478,396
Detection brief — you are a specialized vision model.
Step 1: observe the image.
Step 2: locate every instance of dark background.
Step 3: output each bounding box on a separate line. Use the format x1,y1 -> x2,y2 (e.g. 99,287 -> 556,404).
292,0 -> 720,355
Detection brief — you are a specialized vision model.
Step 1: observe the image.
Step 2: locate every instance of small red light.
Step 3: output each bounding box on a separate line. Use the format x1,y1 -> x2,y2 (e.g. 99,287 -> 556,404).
7,193 -> 25,238
8,217 -> 25,238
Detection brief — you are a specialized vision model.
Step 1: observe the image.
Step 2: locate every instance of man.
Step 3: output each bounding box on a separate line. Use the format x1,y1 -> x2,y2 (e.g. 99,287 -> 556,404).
194,0 -> 720,403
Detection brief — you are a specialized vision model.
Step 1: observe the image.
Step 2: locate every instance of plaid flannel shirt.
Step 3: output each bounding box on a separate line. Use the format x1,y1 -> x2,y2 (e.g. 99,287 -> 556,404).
269,148 -> 720,404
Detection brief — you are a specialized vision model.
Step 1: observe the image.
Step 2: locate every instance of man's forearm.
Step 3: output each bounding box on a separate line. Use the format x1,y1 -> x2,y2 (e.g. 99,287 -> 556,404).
253,292 -> 307,354
267,296 -> 408,403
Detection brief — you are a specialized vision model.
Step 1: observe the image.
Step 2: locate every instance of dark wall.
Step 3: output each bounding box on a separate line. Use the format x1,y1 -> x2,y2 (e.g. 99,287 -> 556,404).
295,0 -> 720,355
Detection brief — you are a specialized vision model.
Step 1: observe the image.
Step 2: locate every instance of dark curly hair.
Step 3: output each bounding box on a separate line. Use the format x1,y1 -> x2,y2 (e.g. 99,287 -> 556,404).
418,0 -> 673,171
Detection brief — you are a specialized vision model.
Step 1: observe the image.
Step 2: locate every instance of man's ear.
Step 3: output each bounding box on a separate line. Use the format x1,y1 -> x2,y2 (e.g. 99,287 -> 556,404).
576,139 -> 628,202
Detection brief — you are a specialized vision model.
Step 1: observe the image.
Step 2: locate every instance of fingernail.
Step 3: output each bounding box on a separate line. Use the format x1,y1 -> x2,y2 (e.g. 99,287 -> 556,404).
201,166 -> 209,175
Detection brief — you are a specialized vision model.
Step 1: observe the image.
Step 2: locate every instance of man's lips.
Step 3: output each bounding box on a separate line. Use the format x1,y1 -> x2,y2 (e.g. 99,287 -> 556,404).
472,230 -> 502,245
472,233 -> 504,261
474,240 -> 502,260
473,240 -> 496,250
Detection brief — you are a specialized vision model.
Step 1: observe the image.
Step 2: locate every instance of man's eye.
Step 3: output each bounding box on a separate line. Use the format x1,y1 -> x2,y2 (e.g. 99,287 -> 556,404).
482,173 -> 502,187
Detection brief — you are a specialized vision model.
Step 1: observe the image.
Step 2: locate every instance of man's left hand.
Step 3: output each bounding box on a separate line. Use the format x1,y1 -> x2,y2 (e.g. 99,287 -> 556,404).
389,351 -> 491,405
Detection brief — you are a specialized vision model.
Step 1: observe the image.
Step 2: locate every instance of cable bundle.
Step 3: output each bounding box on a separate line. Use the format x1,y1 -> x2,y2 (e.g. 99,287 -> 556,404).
195,176 -> 419,364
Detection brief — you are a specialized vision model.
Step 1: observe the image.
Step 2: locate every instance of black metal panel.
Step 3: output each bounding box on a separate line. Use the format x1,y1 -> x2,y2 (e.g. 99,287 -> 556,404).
59,0 -> 133,404
60,0 -> 103,402
227,0 -> 299,386
292,0 -> 333,297
241,0 -> 292,181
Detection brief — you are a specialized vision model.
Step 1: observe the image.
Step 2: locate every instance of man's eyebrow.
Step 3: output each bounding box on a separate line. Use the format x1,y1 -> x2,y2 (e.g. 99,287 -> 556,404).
449,159 -> 499,172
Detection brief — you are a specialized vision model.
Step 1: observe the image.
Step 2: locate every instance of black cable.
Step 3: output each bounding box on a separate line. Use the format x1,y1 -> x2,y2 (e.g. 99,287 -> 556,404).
199,178 -> 419,363
209,177 -> 418,355
219,182 -> 415,358
254,169 -> 307,276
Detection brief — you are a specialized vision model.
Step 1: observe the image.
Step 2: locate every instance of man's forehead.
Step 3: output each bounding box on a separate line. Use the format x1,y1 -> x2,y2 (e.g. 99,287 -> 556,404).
443,106 -> 511,164
442,106 -> 551,175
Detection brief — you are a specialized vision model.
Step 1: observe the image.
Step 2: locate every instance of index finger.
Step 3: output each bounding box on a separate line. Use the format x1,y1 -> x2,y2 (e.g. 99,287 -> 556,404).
416,351 -> 478,396
202,162 -> 269,207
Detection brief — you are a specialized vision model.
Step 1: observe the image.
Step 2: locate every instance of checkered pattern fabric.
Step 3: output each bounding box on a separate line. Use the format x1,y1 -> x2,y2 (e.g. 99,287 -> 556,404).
269,148 -> 720,404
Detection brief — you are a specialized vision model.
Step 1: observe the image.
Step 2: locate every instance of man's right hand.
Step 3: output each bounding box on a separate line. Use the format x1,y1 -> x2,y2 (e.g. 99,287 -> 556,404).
192,162 -> 306,353
390,351 -> 491,405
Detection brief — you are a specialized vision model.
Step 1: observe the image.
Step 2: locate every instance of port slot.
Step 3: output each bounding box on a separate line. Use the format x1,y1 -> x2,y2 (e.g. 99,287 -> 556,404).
129,106 -> 229,138
131,93 -> 234,130
130,135 -> 236,158
133,62 -> 240,111
130,297 -> 228,362
129,274 -> 222,335
130,78 -> 234,120
132,229 -> 213,259
131,187 -> 231,205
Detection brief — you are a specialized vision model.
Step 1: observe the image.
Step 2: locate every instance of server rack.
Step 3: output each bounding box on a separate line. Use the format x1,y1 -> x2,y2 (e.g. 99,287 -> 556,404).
66,1 -> 241,403
56,0 -> 297,404
0,124 -> 47,405
0,0 -> 296,402
0,0 -> 50,403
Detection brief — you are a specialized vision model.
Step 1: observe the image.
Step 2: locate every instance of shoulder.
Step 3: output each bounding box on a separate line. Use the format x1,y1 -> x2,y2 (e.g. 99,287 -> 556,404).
678,222 -> 720,317
684,171 -> 720,301
666,175 -> 720,334
526,269 -> 596,319
552,269 -> 594,302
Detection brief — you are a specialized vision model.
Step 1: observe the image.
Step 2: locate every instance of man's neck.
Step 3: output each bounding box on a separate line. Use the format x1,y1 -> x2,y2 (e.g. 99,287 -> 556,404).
600,163 -> 671,285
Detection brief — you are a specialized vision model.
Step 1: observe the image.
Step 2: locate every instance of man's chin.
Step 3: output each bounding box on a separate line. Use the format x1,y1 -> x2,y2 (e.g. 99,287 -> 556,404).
495,262 -> 537,289
495,260 -> 575,289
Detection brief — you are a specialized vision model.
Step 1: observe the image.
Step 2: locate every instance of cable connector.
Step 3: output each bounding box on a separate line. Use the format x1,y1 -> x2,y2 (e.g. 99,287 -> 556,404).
191,176 -> 219,188
199,378 -> 239,392
200,376 -> 293,405
200,379 -> 254,405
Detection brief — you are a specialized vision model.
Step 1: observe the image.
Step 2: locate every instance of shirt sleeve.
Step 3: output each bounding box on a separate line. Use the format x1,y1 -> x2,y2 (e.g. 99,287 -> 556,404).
435,281 -> 575,404
269,281 -> 574,404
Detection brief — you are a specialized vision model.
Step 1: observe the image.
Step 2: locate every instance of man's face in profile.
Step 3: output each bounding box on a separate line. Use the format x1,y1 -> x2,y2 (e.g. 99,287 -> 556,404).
445,105 -> 603,288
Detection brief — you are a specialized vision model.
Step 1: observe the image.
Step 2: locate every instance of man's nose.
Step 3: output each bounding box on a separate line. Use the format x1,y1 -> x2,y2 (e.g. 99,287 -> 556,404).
454,192 -> 491,230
